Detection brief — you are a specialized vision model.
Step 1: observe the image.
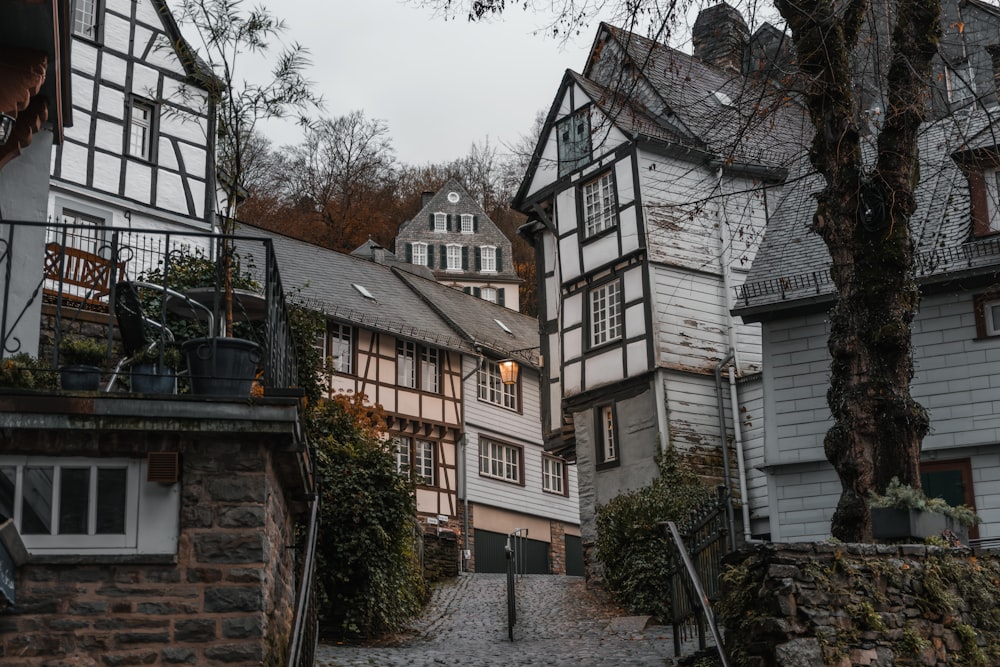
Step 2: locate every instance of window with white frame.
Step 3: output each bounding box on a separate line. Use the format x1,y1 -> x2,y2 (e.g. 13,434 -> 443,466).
590,280 -> 623,346
128,99 -> 155,160
329,322 -> 353,374
0,456 -> 178,555
446,244 -> 462,271
557,108 -> 591,176
542,456 -> 566,495
461,214 -> 474,233
478,359 -> 519,411
480,246 -> 497,272
597,405 -> 618,466
479,438 -> 522,484
397,340 -> 417,388
397,340 -> 441,392
434,212 -> 447,232
73,0 -> 99,39
480,287 -> 497,304
583,172 -> 617,238
414,439 -> 435,485
412,242 -> 428,266
946,63 -> 975,105
974,292 -> 1000,338
394,437 -> 412,477
56,209 -> 103,255
421,347 -> 439,393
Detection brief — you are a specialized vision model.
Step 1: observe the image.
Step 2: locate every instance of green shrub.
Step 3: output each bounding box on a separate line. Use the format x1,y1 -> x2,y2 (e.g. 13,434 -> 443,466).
310,395 -> 426,639
871,477 -> 980,527
595,445 -> 712,620
0,353 -> 57,390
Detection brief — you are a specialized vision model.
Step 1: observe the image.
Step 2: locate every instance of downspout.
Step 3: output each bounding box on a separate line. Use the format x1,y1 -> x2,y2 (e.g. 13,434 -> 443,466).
729,366 -> 752,543
716,166 -> 742,369
654,372 -> 670,455
458,432 -> 470,572
715,349 -> 737,551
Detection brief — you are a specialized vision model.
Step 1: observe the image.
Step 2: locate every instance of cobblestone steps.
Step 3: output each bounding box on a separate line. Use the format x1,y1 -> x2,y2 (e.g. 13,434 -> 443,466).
314,573 -> 706,666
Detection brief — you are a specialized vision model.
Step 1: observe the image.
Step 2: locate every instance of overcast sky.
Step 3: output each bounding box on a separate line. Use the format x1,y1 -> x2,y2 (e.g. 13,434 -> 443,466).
254,1 -> 603,165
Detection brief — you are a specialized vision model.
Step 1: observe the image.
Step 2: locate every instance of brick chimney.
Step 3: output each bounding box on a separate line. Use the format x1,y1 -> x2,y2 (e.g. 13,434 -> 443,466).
692,3 -> 749,73
421,191 -> 435,208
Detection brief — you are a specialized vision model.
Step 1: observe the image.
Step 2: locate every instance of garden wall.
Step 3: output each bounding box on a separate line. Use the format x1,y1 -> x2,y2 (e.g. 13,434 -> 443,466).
719,542 -> 1000,666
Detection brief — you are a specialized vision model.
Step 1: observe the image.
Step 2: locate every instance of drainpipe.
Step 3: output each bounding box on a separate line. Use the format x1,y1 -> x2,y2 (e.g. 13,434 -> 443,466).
715,349 -> 737,552
458,432 -> 470,572
654,371 -> 670,455
729,366 -> 752,544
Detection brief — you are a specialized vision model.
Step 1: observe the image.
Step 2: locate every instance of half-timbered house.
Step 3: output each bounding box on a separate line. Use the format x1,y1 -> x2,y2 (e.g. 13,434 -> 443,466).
512,8 -> 809,570
250,225 -> 582,574
395,178 -> 522,311
49,0 -> 217,264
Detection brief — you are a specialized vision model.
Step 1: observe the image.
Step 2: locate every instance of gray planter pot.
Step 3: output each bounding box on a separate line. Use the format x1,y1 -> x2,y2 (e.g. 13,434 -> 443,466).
130,364 -> 177,394
871,507 -> 969,544
59,365 -> 101,391
182,337 -> 260,397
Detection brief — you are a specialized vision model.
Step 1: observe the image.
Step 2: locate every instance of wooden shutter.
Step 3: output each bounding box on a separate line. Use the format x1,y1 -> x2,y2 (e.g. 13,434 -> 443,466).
446,214 -> 452,231
429,213 -> 435,230
406,243 -> 412,262
473,215 -> 479,232
496,248 -> 503,270
462,246 -> 469,270
970,171 -> 993,237
474,287 -> 481,297
498,288 -> 505,307
427,245 -> 435,268
475,247 -> 482,271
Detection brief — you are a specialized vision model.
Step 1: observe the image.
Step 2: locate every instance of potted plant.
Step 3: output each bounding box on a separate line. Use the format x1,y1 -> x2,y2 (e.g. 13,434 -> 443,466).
0,353 -> 57,391
129,344 -> 182,394
59,336 -> 107,390
870,477 -> 979,544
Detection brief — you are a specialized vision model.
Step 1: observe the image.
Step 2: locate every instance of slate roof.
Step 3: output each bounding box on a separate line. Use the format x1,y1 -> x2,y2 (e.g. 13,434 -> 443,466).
239,225 -> 538,364
734,110 -> 1000,319
396,178 -> 520,283
593,23 -> 809,169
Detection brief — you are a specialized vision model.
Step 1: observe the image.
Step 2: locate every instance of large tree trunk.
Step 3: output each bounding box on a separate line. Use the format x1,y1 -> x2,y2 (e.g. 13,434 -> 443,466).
777,0 -> 937,541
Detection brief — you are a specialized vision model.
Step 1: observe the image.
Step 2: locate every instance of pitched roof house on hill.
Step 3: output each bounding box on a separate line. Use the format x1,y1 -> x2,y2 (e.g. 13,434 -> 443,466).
395,178 -> 522,310
244,224 -> 582,575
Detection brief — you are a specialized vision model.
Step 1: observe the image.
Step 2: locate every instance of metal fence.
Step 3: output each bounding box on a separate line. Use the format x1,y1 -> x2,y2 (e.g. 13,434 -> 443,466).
0,219 -> 297,391
659,486 -> 731,661
285,489 -> 319,667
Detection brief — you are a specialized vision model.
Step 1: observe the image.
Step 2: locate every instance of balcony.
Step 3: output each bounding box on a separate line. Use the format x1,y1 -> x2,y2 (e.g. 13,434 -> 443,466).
0,219 -> 298,395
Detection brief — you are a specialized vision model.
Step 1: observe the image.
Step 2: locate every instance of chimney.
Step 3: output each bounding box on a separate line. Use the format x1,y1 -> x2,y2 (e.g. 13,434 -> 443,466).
421,191 -> 435,208
987,44 -> 1000,105
692,3 -> 749,73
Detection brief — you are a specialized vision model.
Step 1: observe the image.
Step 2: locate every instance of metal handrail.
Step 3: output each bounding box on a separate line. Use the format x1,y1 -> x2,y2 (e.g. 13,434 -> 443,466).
286,488 -> 320,666
505,527 -> 528,641
659,520 -> 731,666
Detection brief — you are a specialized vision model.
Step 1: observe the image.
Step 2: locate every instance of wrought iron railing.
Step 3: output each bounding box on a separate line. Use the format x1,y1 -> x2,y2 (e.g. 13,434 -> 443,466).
734,236 -> 1000,306
658,486 -> 731,660
0,219 -> 297,392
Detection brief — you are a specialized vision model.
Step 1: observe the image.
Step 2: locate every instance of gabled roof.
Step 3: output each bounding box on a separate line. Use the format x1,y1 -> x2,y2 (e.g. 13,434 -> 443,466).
513,21 -> 809,209
149,0 -> 222,94
734,111 -> 1000,320
240,224 -> 538,364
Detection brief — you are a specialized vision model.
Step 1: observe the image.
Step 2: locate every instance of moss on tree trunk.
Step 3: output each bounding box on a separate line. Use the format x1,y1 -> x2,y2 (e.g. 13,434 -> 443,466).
776,0 -> 938,541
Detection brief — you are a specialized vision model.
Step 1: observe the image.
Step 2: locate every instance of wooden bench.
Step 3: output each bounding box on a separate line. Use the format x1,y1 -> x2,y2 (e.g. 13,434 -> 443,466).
43,242 -> 126,308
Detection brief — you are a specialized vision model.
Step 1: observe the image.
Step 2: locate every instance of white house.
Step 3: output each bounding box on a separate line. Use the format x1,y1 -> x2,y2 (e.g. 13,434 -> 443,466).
512,7 -> 809,569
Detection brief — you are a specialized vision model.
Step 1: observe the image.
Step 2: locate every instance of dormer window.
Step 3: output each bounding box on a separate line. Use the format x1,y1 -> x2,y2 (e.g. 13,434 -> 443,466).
946,63 -> 975,106
971,167 -> 1000,238
557,108 -> 591,177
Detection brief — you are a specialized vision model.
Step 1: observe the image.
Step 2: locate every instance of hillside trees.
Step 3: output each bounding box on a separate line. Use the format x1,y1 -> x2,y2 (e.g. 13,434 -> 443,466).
423,0 -> 942,541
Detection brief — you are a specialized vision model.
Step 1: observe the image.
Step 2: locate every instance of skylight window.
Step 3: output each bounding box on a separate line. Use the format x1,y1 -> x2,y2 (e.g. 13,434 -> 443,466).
352,283 -> 376,300
494,319 -> 513,335
713,90 -> 734,107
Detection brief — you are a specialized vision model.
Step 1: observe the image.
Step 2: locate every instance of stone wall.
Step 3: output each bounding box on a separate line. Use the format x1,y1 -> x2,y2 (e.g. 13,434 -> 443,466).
719,542 -> 1000,666
423,529 -> 459,582
0,402 -> 306,667
549,520 -> 566,575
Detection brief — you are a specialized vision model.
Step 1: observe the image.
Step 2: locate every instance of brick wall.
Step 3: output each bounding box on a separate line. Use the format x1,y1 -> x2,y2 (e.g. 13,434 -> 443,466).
549,520 -> 566,575
0,425 -> 304,666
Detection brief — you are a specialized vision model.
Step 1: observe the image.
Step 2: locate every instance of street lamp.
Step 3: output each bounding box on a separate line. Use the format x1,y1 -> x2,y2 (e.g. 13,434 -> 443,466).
497,358 -> 519,385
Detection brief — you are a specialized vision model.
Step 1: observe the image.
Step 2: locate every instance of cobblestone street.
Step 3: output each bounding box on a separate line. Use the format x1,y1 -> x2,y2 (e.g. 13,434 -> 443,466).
314,574 -> 687,666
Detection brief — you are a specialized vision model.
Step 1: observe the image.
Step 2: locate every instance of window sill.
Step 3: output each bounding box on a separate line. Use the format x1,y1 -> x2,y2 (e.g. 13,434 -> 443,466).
596,459 -> 620,471
542,488 -> 569,497
478,474 -> 525,487
582,225 -> 619,244
26,552 -> 177,566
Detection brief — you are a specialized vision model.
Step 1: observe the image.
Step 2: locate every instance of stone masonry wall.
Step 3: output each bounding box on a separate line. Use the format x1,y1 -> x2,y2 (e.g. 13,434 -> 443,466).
1,435 -> 300,666
549,521 -> 566,575
719,542 -> 1000,667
